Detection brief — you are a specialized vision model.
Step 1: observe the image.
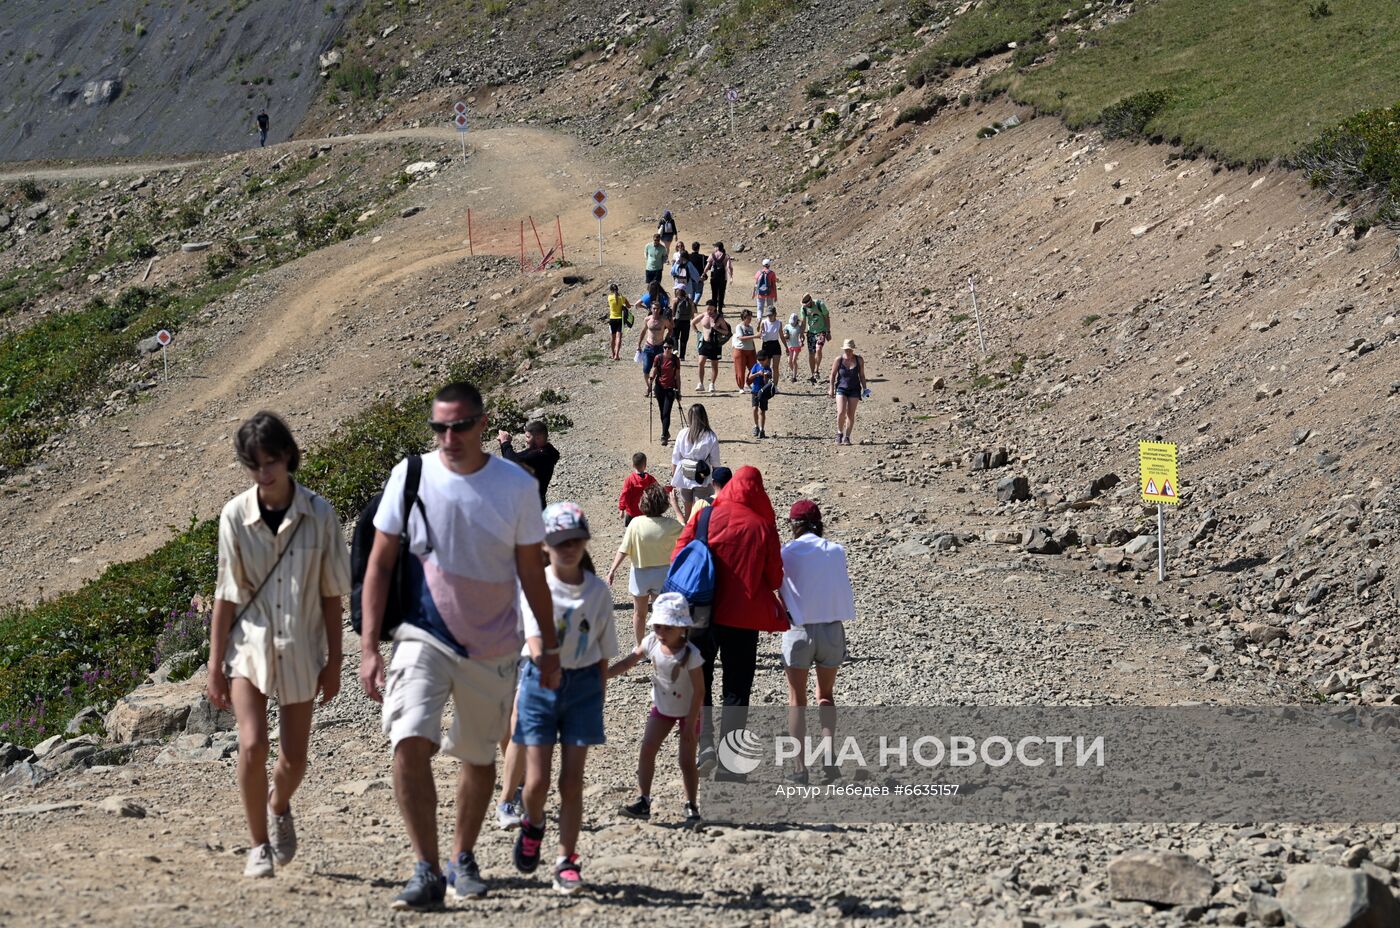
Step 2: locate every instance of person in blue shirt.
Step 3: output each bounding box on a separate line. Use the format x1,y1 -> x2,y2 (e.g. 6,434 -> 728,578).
745,354 -> 774,439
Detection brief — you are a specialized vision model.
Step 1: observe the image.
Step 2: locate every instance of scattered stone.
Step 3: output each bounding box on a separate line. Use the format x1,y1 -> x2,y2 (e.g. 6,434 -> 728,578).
843,53 -> 872,71
0,742 -> 33,769
995,476 -> 1031,503
1124,535 -> 1157,557
1278,864 -> 1400,928
0,761 -> 54,790
1024,527 -> 1061,555
98,796 -> 147,818
404,161 -> 439,176
180,241 -> 212,253
64,705 -> 104,736
183,693 -> 236,735
337,778 -> 392,797
985,529 -> 1024,545
0,800 -> 83,817
1248,894 -> 1285,927
1107,849 -> 1214,907
891,539 -> 932,558
401,205 -> 424,218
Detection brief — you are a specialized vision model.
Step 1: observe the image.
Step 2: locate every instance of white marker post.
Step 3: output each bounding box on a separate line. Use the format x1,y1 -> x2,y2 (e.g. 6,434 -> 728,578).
726,87 -> 739,136
591,190 -> 608,266
1157,504 -> 1166,582
453,101 -> 468,160
156,329 -> 173,381
967,275 -> 988,357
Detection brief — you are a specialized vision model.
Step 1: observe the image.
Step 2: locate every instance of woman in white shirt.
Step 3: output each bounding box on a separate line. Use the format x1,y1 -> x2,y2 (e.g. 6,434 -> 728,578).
669,403 -> 720,521
778,498 -> 856,786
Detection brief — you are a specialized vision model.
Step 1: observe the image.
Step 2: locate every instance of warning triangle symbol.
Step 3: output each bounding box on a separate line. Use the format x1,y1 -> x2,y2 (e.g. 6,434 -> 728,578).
1145,478 -> 1158,495
1161,480 -> 1176,497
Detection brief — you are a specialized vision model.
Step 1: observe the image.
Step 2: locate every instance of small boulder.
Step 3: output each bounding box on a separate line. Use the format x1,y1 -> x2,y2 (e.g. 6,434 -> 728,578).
1124,535 -> 1158,556
183,693 -> 236,735
0,760 -> 54,790
64,705 -> 104,736
137,335 -> 164,355
1241,622 -> 1288,646
995,476 -> 1031,503
24,202 -> 51,221
319,49 -> 343,69
0,742 -> 33,769
1278,864 -> 1400,928
98,796 -> 147,818
1024,527 -> 1061,555
104,681 -> 202,742
843,53 -> 872,71
180,241 -> 212,253
1108,849 -> 1214,907
1086,473 -> 1120,499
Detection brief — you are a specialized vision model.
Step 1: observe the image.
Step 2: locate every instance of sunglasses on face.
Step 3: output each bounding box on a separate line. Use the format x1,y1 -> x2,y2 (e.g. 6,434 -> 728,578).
428,415 -> 482,434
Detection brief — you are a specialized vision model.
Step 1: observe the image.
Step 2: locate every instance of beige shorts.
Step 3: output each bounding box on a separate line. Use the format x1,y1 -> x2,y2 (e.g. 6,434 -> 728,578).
381,639 -> 517,765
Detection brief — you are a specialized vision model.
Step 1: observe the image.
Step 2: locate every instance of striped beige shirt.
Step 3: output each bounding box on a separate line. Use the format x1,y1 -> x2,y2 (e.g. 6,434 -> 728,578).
215,484 -> 352,704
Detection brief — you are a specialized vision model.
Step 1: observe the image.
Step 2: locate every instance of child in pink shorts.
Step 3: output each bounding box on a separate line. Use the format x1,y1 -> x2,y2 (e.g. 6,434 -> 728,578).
607,592 -> 703,824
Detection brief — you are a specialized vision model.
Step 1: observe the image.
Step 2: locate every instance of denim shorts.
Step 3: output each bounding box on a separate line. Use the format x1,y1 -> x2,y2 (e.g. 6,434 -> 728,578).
513,660 -> 606,747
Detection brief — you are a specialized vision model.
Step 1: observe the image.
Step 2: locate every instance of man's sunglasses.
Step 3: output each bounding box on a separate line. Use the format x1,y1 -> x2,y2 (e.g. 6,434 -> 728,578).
428,415 -> 482,434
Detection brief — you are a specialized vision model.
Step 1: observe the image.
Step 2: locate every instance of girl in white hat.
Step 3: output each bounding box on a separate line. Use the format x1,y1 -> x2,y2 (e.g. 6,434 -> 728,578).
607,591 -> 704,824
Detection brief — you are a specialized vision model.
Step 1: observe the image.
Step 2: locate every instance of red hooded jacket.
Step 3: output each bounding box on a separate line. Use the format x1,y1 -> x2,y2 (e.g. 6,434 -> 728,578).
671,465 -> 786,633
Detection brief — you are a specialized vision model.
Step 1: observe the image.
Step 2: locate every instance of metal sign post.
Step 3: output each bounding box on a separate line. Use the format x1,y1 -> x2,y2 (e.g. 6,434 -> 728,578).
1139,441 -> 1181,582
453,101 -> 468,159
592,190 -> 608,266
726,87 -> 739,135
156,329 -> 172,381
967,275 -> 988,357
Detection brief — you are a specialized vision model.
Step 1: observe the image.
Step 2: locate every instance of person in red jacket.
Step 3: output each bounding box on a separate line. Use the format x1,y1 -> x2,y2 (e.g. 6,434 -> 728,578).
617,452 -> 658,526
670,464 -> 786,779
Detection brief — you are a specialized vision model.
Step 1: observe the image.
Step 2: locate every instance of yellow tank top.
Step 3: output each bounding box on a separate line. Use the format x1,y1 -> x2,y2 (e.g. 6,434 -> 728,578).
608,293 -> 628,320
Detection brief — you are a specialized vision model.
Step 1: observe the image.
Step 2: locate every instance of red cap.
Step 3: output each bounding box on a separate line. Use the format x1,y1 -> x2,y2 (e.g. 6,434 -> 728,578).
789,499 -> 821,522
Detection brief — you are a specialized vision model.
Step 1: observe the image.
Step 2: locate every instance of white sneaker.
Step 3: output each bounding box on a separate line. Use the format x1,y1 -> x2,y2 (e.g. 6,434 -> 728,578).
245,843 -> 275,878
696,381 -> 704,392
268,802 -> 297,865
707,382 -> 714,394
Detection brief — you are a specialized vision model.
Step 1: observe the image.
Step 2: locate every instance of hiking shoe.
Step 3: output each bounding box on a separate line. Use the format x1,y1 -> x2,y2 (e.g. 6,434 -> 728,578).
697,745 -> 718,777
752,426 -> 760,437
553,855 -> 584,895
513,817 -> 545,873
835,433 -> 843,445
696,380 -> 704,392
391,861 -> 446,911
267,800 -> 297,866
446,850 -> 488,900
684,802 -> 703,827
496,798 -> 523,830
707,382 -> 715,394
244,843 -> 274,878
821,764 -> 842,784
759,428 -> 766,439
785,768 -> 809,787
618,796 -> 652,820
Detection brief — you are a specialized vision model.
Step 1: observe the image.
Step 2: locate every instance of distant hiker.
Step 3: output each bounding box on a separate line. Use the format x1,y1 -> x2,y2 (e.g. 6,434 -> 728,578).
758,304 -> 784,386
828,339 -> 868,446
800,293 -> 832,384
636,300 -> 673,396
746,352 -> 775,439
731,308 -> 758,392
670,465 -> 786,779
606,484 -> 683,645
783,313 -> 804,383
512,501 -> 617,895
617,451 -> 658,526
208,411 -> 352,879
498,420 -> 561,508
644,234 -> 667,286
608,592 -> 704,825
779,499 -> 855,785
256,109 -> 270,147
359,381 -> 560,909
606,283 -> 631,362
670,403 -> 720,521
649,337 -> 682,445
752,258 -> 777,316
686,241 -> 707,305
703,242 -> 733,312
692,301 -> 730,395
670,242 -> 690,296
657,210 -> 678,250
672,288 -> 695,360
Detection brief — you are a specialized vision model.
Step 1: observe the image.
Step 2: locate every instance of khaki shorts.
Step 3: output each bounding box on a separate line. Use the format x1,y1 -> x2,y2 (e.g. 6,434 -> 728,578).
781,622 -> 848,670
381,639 -> 517,765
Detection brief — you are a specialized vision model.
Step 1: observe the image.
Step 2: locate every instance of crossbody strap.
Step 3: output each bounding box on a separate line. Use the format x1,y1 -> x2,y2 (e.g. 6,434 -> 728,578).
233,492 -> 307,625
696,504 -> 713,546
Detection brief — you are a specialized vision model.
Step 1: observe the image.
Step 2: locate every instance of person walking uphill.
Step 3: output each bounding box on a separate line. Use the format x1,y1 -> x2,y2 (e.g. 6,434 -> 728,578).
359,381 -> 562,910
670,465 -> 786,779
255,108 -> 270,147
498,420 -> 560,509
657,211 -> 678,251
752,259 -> 777,316
208,412 -> 352,879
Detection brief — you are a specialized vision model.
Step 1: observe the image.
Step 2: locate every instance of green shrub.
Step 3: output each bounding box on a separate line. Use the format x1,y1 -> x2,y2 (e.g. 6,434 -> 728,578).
805,80 -> 827,99
1099,89 -> 1171,140
176,202 -> 203,229
331,59 -> 380,100
895,94 -> 949,126
641,29 -> 669,69
907,0 -> 1076,86
17,179 -> 44,202
819,110 -> 840,132
1294,102 -> 1400,226
1308,1 -> 1332,19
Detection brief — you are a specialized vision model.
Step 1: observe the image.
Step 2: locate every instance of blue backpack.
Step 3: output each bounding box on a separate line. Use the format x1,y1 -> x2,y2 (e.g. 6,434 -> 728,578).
664,506 -> 716,611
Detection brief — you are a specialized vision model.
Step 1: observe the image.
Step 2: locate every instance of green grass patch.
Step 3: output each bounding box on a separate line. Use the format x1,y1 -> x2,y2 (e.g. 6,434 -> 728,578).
713,0 -> 801,61
907,0 -> 1081,86
331,58 -> 380,100
998,0 -> 1400,164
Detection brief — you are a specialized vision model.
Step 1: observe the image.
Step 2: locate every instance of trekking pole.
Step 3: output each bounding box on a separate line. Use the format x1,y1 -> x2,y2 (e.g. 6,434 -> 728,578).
649,388 -> 654,444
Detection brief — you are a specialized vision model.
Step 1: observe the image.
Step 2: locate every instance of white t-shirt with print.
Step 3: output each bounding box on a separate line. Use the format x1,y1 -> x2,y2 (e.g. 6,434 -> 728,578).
374,452 -> 546,659
519,567 -> 618,669
642,632 -> 703,717
759,317 -> 782,343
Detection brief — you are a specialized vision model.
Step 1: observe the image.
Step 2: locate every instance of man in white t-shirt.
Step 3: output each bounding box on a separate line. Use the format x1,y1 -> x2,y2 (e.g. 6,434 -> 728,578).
360,381 -> 560,910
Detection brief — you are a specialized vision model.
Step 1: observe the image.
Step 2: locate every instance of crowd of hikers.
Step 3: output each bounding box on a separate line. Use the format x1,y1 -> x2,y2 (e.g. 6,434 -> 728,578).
206,210 -> 860,908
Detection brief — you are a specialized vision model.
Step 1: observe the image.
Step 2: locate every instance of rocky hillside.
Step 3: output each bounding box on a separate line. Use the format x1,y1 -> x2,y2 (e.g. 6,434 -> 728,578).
0,0 -> 357,162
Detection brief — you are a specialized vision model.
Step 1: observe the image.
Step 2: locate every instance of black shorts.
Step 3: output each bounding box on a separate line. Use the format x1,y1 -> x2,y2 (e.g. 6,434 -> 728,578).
760,339 -> 781,359
698,343 -> 721,360
609,318 -> 624,334
751,390 -> 770,411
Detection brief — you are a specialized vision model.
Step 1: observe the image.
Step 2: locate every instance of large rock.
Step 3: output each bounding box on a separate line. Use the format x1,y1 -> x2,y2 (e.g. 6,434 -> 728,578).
1107,850 -> 1214,906
1086,472 -> 1120,498
0,742 -> 32,769
81,78 -> 122,106
0,760 -> 54,790
0,212 -> 12,231
1279,864 -> 1400,928
995,476 -> 1031,503
42,736 -> 99,772
104,681 -> 202,742
1024,527 -> 1061,555
24,202 -> 50,221
1124,535 -> 1158,556
183,693 -> 235,735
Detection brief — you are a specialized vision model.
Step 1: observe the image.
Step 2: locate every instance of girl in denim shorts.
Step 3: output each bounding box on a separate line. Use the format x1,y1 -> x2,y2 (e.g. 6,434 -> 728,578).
511,502 -> 618,894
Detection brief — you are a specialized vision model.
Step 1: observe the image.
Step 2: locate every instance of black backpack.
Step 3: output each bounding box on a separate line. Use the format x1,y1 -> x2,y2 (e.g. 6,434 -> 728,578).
350,454 -> 430,644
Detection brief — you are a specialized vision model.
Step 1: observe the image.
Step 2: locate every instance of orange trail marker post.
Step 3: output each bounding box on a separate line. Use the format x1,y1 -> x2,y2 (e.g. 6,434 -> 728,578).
1139,440 -> 1180,582
155,329 -> 172,381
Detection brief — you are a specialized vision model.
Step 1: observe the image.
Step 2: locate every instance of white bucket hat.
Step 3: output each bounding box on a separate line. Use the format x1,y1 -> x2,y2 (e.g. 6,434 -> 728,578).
648,592 -> 693,628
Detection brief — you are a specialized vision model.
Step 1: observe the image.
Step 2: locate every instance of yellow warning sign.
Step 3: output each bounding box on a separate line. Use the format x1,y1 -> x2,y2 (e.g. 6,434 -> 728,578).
1139,441 -> 1180,505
